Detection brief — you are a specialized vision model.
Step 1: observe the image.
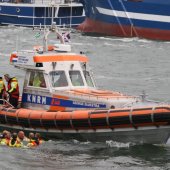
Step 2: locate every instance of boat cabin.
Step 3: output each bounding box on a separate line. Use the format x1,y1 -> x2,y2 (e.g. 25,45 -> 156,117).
11,43 -> 100,111
19,44 -> 96,90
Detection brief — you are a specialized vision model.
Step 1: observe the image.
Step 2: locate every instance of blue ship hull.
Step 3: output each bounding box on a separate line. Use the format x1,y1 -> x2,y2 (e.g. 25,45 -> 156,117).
78,0 -> 170,40
0,2 -> 85,27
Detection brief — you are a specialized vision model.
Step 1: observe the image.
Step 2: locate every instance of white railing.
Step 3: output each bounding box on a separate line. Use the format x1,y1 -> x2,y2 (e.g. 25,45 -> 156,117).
33,0 -> 76,4
0,0 -> 77,4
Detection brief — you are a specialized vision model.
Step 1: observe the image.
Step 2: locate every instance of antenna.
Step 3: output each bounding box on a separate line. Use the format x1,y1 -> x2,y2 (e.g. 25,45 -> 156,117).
140,90 -> 148,102
33,6 -> 35,28
16,31 -> 19,52
51,2 -> 55,26
70,0 -> 73,28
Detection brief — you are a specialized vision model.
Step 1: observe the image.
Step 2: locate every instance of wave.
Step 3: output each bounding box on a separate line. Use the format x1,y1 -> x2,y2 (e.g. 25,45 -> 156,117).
106,140 -> 132,148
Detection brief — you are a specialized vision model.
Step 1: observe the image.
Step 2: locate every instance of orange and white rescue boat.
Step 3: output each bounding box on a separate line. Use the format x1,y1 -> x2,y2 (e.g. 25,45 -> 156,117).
1,26 -> 170,144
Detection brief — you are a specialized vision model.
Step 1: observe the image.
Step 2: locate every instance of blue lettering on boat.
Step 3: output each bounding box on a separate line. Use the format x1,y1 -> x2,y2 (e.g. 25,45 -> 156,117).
73,101 -> 100,108
27,94 -> 47,104
22,93 -> 106,108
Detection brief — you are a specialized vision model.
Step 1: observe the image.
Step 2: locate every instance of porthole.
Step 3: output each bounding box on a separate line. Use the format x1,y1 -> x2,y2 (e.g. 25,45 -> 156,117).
16,8 -> 20,13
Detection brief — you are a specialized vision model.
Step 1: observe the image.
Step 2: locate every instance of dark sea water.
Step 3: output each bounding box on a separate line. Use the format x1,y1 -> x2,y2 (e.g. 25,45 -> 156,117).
0,26 -> 170,169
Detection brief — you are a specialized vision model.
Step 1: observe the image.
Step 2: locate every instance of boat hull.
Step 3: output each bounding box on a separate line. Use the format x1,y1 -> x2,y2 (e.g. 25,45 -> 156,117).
78,18 -> 170,41
78,0 -> 170,40
1,105 -> 170,144
0,123 -> 169,144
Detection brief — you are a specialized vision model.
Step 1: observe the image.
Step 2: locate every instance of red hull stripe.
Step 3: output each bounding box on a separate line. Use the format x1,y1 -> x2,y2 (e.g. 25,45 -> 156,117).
78,18 -> 170,41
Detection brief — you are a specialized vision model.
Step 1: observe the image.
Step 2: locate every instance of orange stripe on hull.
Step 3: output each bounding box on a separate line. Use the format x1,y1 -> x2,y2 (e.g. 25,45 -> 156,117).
49,106 -> 66,112
33,54 -> 88,63
0,106 -> 170,130
52,95 -> 69,100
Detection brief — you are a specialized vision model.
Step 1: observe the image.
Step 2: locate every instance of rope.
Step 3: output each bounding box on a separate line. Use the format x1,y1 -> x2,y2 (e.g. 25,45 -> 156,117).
107,0 -> 127,36
0,99 -> 14,108
119,0 -> 138,37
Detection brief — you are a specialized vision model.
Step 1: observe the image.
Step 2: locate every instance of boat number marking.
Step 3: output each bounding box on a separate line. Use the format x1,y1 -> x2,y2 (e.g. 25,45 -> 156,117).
27,94 -> 47,105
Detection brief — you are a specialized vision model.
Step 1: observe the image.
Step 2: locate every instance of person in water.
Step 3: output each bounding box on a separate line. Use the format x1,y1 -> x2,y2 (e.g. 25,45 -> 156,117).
17,131 -> 29,146
4,74 -> 19,108
9,132 -> 22,147
0,130 -> 11,145
27,132 -> 39,147
0,130 -> 44,147
35,133 -> 44,144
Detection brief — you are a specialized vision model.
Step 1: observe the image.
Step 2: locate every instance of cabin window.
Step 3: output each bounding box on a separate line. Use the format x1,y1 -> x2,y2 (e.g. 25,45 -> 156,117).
71,7 -> 84,16
58,7 -> 83,17
69,71 -> 84,86
35,7 -> 45,17
29,72 -> 46,88
83,71 -> 94,87
58,7 -> 71,17
49,71 -> 68,87
35,7 -> 55,17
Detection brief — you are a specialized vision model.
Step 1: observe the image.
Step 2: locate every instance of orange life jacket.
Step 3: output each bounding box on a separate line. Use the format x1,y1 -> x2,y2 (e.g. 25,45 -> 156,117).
27,139 -> 38,147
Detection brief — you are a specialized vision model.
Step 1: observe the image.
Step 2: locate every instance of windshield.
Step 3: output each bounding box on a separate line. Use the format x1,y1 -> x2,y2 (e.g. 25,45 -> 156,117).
83,71 -> 94,87
69,70 -> 84,86
49,71 -> 68,87
29,72 -> 46,88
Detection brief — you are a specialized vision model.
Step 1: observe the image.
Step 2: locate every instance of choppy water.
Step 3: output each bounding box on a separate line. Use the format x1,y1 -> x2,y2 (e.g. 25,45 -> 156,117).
1,26 -> 170,169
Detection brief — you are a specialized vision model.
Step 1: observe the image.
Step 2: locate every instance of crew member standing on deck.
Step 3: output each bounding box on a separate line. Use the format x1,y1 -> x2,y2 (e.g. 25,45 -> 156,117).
0,77 -> 6,105
4,74 -> 19,108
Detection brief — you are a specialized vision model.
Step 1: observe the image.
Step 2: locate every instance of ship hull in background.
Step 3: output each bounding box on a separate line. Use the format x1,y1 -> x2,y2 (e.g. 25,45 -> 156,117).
0,1 -> 85,27
78,0 -> 170,40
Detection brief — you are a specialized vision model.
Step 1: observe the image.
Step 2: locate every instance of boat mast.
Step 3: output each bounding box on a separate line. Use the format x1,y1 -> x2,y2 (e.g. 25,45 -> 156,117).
42,1 -> 69,52
51,1 -> 55,26
43,23 -> 65,52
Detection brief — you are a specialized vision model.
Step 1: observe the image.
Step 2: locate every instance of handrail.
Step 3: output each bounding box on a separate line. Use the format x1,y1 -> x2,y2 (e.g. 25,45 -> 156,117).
0,99 -> 14,108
